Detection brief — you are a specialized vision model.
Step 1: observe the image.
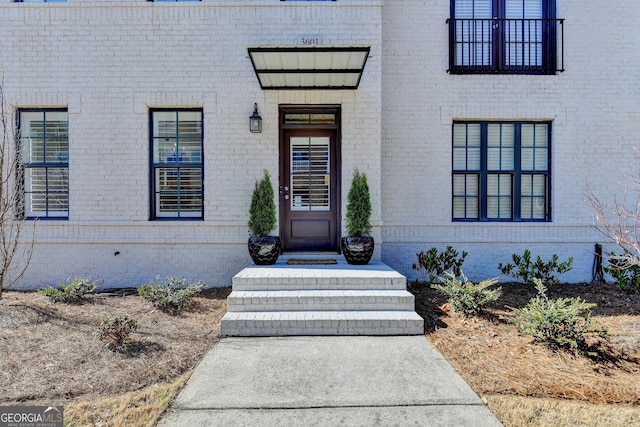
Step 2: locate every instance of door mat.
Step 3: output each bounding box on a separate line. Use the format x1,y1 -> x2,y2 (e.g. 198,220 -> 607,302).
287,259 -> 338,265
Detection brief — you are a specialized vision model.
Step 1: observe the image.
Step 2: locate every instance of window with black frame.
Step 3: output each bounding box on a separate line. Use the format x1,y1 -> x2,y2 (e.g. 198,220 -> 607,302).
19,109 -> 69,219
150,110 -> 203,220
448,0 -> 561,74
452,121 -> 551,222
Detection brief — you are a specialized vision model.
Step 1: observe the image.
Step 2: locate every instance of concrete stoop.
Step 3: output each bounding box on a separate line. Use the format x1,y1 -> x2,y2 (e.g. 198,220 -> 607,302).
220,255 -> 424,336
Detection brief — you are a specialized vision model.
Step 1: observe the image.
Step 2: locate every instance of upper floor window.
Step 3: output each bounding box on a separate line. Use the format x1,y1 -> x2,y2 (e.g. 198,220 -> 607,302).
150,110 -> 203,220
19,109 -> 69,219
452,121 -> 551,222
448,0 -> 563,74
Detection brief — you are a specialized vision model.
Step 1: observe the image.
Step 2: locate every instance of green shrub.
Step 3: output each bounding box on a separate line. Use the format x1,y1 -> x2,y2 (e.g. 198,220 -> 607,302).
248,169 -> 277,237
604,251 -> 640,294
498,249 -> 573,286
412,246 -> 468,283
138,276 -> 203,313
431,270 -> 502,317
505,279 -> 608,355
96,314 -> 138,350
39,277 -> 97,303
345,169 -> 372,237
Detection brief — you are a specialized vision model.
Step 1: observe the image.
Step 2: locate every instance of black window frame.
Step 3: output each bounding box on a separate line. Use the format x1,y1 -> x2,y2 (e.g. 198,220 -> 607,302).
18,108 -> 69,220
448,0 -> 562,75
452,121 -> 552,222
150,109 -> 204,221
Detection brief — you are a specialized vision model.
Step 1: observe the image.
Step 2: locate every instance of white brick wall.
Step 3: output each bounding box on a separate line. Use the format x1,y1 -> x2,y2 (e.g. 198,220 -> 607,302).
0,1 -> 383,288
381,0 -> 640,283
0,0 -> 636,287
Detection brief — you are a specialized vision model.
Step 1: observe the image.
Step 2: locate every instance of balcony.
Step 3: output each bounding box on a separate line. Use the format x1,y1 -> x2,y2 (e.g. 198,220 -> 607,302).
447,18 -> 564,75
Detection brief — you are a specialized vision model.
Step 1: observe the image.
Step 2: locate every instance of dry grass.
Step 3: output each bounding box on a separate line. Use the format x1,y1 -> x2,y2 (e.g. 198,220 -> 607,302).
485,395 -> 640,427
1,280 -> 639,426
410,280 -> 640,424
427,314 -> 640,403
64,372 -> 190,427
0,287 -> 229,422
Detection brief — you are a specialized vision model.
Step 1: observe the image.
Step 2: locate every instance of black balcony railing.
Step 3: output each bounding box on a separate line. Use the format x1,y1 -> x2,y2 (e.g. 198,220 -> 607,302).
447,18 -> 564,75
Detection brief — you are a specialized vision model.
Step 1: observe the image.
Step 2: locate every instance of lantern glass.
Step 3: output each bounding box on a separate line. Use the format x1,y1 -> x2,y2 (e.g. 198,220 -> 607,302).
250,104 -> 262,133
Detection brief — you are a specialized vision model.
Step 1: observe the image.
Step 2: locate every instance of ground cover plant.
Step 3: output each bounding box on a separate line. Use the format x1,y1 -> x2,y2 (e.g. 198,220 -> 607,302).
605,251 -> 640,294
412,245 -> 467,283
499,249 -> 573,287
138,276 -> 203,313
505,278 -> 609,356
38,277 -> 97,303
431,271 -> 501,317
96,314 -> 139,351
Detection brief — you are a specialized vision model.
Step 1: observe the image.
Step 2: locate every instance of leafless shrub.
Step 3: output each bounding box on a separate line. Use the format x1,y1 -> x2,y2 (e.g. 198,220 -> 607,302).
0,67 -> 35,299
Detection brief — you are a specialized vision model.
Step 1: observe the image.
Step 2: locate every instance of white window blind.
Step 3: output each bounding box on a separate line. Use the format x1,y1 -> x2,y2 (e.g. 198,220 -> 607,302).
505,0 -> 543,67
290,137 -> 330,211
455,0 -> 493,67
20,110 -> 69,218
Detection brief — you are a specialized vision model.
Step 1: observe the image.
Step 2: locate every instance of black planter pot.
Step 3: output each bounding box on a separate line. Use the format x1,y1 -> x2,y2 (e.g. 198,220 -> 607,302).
341,236 -> 375,265
248,236 -> 281,265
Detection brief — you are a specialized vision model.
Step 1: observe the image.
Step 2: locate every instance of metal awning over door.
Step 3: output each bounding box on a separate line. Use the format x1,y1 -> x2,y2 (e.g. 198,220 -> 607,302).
248,46 -> 370,90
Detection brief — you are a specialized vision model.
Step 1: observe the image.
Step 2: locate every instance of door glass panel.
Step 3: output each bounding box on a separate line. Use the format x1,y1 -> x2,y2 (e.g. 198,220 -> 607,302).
290,136 -> 330,211
455,0 -> 493,67
505,0 -> 543,67
284,113 -> 336,124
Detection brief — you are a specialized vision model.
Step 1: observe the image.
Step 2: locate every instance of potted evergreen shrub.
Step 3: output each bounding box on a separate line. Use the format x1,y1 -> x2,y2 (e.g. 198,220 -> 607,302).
341,169 -> 374,265
248,170 -> 281,265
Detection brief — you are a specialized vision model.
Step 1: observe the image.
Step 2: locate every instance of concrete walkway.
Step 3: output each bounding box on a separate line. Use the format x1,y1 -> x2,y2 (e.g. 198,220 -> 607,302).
158,336 -> 503,426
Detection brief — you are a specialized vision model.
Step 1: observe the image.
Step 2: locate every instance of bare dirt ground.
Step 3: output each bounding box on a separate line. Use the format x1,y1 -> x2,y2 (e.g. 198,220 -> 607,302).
0,282 -> 638,426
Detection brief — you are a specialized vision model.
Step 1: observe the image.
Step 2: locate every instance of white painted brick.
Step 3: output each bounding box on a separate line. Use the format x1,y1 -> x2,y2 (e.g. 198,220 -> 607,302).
0,1 -> 635,286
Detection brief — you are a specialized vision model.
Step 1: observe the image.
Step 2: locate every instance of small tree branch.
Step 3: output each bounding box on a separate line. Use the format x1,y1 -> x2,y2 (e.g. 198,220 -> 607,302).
0,67 -> 36,298
587,148 -> 640,269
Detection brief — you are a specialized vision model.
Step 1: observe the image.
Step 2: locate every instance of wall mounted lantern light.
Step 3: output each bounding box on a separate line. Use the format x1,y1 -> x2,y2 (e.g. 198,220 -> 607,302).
249,103 -> 262,133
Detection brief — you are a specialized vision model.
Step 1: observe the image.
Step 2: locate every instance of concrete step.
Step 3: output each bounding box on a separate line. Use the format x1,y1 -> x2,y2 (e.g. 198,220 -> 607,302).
232,261 -> 407,291
227,290 -> 416,312
220,311 -> 425,337
232,280 -> 407,291
223,259 -> 424,337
